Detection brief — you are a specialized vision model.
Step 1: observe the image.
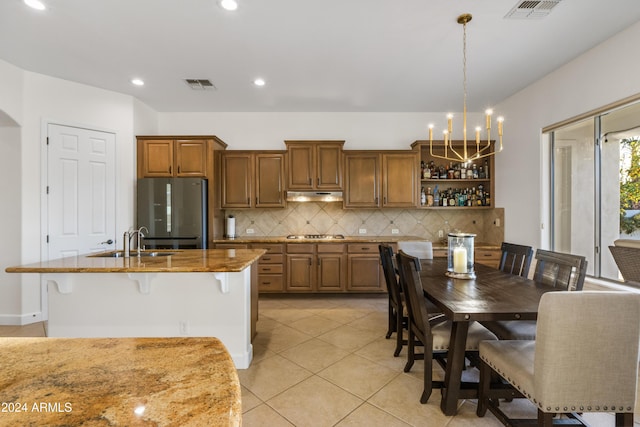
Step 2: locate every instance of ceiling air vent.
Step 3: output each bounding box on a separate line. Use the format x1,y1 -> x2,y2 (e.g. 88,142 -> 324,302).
184,79 -> 216,90
505,0 -> 562,19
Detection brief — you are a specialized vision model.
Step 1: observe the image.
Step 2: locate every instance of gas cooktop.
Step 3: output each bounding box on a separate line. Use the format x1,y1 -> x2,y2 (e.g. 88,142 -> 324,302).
286,234 -> 345,240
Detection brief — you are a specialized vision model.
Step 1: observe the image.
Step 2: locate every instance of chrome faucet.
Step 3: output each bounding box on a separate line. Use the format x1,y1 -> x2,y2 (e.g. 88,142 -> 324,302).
123,226 -> 149,257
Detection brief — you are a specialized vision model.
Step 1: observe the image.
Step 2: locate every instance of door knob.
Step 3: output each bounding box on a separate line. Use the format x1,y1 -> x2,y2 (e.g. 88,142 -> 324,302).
100,239 -> 114,245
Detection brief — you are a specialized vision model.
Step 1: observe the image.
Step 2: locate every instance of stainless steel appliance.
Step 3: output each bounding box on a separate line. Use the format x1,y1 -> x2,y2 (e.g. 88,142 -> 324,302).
137,178 -> 207,249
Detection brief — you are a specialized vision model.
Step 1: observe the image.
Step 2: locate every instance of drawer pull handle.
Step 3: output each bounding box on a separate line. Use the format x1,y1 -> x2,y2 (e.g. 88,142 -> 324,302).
263,257 -> 271,261
263,282 -> 271,285
361,247 -> 370,250
263,268 -> 271,271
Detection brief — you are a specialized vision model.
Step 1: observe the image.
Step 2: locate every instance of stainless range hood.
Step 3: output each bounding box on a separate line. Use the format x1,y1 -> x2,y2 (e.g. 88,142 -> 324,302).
286,191 -> 343,202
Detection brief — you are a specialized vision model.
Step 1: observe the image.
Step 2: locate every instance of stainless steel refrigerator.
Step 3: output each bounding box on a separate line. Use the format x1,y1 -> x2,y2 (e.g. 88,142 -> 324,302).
137,178 -> 207,249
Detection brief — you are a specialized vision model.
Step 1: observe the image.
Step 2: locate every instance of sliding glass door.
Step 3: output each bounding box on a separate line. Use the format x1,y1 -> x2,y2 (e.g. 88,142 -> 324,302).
548,101 -> 640,282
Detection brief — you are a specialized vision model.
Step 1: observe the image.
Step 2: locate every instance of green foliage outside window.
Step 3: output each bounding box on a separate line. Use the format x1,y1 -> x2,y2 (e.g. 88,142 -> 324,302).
620,137 -> 640,234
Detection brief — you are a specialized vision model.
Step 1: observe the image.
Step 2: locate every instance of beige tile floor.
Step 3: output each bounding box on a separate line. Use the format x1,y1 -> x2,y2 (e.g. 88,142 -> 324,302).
2,296 -> 638,427
239,294 -> 640,427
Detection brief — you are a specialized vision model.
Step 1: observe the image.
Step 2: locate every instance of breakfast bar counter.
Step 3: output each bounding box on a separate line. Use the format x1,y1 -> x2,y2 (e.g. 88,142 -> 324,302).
5,249 -> 265,369
0,337 -> 241,426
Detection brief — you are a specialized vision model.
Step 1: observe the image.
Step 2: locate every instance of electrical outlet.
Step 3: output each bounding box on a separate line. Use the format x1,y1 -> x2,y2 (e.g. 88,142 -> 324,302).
495,219 -> 501,227
438,230 -> 444,238
179,321 -> 189,335
391,228 -> 399,234
358,228 -> 367,234
246,228 -> 255,234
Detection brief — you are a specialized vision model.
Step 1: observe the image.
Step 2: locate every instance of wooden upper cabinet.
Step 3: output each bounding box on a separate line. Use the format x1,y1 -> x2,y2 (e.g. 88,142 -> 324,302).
344,150 -> 418,209
175,139 -> 208,177
285,141 -> 344,190
221,151 -> 285,208
255,153 -> 285,208
139,139 -> 174,177
221,152 -> 253,208
137,138 -> 208,178
382,152 -> 418,208
343,152 -> 380,208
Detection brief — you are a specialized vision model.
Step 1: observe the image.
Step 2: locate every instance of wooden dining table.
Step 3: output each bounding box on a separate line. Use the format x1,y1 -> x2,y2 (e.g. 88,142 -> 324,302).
419,259 -> 557,416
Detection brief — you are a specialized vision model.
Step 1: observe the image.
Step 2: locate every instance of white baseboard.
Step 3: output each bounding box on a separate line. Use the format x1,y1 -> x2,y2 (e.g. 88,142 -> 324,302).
0,312 -> 43,326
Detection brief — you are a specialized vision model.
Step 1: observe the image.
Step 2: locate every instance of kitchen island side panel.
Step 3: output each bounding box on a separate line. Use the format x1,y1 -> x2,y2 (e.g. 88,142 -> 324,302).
44,269 -> 253,369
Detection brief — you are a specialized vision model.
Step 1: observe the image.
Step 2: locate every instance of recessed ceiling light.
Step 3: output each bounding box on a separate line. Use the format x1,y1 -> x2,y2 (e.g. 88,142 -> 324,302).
253,78 -> 266,87
131,78 -> 145,86
24,0 -> 46,10
220,0 -> 238,11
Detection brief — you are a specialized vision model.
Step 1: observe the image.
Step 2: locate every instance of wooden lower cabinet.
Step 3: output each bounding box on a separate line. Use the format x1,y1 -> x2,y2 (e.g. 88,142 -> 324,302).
215,241 -> 387,293
347,243 -> 385,292
285,243 -> 347,292
433,247 -> 500,269
254,244 -> 285,292
475,249 -> 500,269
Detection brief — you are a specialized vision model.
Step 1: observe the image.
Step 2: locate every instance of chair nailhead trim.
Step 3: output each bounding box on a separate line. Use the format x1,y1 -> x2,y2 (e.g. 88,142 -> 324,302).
603,406 -> 607,410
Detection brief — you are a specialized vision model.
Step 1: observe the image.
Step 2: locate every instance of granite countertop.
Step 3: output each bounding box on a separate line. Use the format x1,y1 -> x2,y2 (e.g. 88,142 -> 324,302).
5,249 -> 266,273
213,235 -> 427,244
0,337 -> 241,426
213,236 -> 500,250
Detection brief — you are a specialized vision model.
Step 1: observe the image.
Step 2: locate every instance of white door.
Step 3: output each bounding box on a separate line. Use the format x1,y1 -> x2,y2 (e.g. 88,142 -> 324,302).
46,124 -> 116,259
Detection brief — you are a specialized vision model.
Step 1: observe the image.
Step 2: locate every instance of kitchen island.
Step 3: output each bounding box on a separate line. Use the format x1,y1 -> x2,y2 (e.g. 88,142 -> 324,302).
5,249 -> 265,369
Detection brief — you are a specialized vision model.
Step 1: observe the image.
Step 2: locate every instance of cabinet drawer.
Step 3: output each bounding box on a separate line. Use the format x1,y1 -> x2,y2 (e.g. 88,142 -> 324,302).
286,243 -> 315,254
259,254 -> 283,264
258,275 -> 284,292
433,249 -> 448,258
253,244 -> 284,254
475,249 -> 500,261
347,243 -> 379,254
317,243 -> 346,253
215,243 -> 250,249
258,264 -> 284,274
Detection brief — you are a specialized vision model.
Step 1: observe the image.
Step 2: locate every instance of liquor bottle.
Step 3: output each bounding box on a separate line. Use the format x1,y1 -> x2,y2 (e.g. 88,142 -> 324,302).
472,163 -> 478,179
421,186 -> 426,206
484,160 -> 490,179
420,161 -> 425,180
427,187 -> 434,206
460,163 -> 467,179
439,165 -> 447,179
485,191 -> 491,206
433,186 -> 440,206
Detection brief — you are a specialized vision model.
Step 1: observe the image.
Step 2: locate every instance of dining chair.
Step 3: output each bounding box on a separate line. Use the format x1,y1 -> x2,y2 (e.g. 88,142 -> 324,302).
608,239 -> 640,284
498,242 -> 533,277
477,291 -> 640,427
396,250 -> 497,404
482,249 -> 588,341
379,243 -> 407,357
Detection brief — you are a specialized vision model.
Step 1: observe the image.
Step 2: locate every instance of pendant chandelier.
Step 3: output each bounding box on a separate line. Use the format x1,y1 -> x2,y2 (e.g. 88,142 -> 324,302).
429,14 -> 503,163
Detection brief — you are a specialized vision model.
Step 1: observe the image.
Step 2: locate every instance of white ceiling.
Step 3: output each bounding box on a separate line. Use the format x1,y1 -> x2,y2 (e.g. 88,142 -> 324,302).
1,0 -> 640,113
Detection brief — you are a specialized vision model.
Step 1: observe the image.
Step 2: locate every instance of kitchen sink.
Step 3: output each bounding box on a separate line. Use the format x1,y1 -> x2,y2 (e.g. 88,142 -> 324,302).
90,251 -> 178,258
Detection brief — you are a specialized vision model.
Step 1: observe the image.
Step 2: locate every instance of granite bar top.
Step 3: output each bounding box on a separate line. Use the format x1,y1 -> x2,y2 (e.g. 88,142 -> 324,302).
0,337 -> 241,426
5,249 -> 266,273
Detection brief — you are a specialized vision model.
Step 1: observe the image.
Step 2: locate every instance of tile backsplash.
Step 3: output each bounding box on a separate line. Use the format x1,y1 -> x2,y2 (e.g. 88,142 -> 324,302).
225,203 -> 504,244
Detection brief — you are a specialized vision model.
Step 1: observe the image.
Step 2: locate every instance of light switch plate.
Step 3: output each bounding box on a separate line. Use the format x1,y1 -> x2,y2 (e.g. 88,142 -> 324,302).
246,228 -> 255,234
358,228 -> 367,234
391,228 -> 399,234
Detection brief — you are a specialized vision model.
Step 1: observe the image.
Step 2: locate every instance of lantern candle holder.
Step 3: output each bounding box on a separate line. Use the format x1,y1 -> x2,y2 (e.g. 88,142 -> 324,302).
446,232 -> 476,279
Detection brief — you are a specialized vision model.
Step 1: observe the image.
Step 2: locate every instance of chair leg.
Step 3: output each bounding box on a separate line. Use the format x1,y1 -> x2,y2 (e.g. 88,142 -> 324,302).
615,413 -> 634,427
420,348 -> 433,404
476,360 -> 491,417
537,409 -> 554,427
404,328 -> 415,372
386,299 -> 394,339
394,310 -> 403,357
